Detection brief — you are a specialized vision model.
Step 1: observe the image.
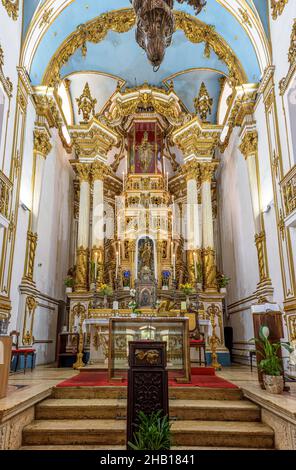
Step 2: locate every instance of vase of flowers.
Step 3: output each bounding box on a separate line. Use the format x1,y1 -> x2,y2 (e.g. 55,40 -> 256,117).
180,283 -> 194,310
252,326 -> 292,394
64,275 -> 74,293
98,284 -> 113,308
217,273 -> 231,293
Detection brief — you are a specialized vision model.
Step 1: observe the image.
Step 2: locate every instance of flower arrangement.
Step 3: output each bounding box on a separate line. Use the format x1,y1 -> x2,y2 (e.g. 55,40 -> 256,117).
217,273 -> 231,288
128,299 -> 141,315
130,288 -> 136,298
179,283 -> 194,295
64,275 -> 74,288
196,263 -> 203,284
98,284 -> 113,296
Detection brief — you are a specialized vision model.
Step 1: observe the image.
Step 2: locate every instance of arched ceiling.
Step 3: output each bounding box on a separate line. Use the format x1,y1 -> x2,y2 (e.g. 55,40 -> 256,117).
21,0 -> 271,126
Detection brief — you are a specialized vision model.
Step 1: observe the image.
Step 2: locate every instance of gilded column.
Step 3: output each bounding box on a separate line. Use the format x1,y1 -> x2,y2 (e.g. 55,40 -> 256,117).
183,161 -> 201,285
23,128 -> 52,284
91,161 -> 108,288
240,130 -> 272,298
75,164 -> 91,292
200,162 -> 218,291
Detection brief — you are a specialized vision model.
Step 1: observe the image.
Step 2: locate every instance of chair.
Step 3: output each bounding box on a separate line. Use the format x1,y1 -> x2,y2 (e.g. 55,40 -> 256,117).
186,312 -> 207,366
9,331 -> 36,373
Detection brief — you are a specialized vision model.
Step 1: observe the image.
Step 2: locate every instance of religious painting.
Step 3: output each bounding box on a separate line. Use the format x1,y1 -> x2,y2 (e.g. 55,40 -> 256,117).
128,121 -> 163,174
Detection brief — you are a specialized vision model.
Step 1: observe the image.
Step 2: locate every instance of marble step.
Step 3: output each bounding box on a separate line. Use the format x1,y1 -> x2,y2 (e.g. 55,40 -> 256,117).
36,398 -> 260,422
53,386 -> 243,401
22,419 -> 274,448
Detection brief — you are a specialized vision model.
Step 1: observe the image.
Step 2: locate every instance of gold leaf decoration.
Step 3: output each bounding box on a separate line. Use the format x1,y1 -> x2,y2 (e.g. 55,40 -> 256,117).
1,0 -> 19,21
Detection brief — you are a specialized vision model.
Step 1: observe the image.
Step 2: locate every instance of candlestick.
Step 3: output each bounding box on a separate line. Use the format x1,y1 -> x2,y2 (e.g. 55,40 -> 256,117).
166,171 -> 169,191
122,171 -> 125,191
94,251 -> 98,282
173,254 -> 176,280
116,251 -> 119,279
172,196 -> 174,240
193,252 -> 197,279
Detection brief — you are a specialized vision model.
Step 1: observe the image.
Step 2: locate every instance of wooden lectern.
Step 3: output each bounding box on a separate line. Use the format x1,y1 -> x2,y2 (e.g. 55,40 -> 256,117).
126,341 -> 169,449
0,336 -> 12,398
252,311 -> 285,389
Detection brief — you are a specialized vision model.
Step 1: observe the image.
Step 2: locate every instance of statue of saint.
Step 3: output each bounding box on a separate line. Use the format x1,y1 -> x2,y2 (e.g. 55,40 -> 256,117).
140,239 -> 152,270
138,131 -> 154,173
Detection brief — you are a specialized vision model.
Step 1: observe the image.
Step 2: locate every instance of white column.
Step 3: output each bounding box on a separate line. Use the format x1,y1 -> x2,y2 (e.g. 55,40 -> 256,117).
31,154 -> 46,233
185,165 -> 200,250
92,178 -> 104,248
78,179 -> 90,248
200,162 -> 217,291
201,178 -> 214,249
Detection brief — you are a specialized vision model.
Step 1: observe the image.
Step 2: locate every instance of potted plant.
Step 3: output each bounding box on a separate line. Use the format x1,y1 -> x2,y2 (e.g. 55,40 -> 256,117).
128,410 -> 171,450
180,283 -> 194,310
252,326 -> 292,394
64,275 -> 74,293
98,284 -> 113,308
217,273 -> 230,293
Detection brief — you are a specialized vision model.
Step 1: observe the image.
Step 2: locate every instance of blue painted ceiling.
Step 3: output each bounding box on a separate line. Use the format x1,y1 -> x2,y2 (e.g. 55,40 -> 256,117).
23,1 -> 269,124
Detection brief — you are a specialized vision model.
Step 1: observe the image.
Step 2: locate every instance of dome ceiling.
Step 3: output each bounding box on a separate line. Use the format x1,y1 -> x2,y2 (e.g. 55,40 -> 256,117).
21,0 -> 271,125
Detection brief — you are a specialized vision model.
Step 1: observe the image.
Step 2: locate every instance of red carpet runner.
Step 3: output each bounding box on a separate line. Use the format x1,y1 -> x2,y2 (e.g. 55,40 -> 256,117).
57,367 -> 237,389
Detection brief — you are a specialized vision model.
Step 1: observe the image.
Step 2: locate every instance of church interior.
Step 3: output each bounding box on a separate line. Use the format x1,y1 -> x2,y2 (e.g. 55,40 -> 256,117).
0,0 -> 296,452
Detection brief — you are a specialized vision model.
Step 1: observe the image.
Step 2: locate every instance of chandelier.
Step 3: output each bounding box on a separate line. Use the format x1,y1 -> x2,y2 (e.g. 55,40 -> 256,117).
130,0 -> 206,71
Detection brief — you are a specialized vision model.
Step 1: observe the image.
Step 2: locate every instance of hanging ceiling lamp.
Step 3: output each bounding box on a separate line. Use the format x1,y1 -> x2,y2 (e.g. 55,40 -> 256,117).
130,0 -> 206,71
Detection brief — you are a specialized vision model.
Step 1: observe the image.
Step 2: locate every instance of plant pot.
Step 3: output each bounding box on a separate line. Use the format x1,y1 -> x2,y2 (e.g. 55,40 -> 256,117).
220,287 -> 227,294
196,283 -> 202,291
162,285 -> 168,290
65,287 -> 72,294
186,296 -> 190,310
103,295 -> 108,309
263,374 -> 284,394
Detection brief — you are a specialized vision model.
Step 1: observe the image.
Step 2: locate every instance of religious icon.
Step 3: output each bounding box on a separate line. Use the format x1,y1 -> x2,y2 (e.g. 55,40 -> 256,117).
139,239 -> 153,269
138,131 -> 155,173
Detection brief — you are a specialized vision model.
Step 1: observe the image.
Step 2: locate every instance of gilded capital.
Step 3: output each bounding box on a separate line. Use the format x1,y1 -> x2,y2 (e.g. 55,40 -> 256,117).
75,163 -> 91,183
183,160 -> 200,182
239,131 -> 258,158
200,162 -> 218,184
33,129 -> 52,158
91,160 -> 109,181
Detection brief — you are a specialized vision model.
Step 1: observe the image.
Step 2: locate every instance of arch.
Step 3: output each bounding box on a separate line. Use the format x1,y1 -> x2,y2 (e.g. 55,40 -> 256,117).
21,1 -> 271,85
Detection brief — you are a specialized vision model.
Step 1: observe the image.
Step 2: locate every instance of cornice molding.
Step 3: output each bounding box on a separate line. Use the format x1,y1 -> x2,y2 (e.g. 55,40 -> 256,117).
17,66 -> 33,96
257,66 -> 275,95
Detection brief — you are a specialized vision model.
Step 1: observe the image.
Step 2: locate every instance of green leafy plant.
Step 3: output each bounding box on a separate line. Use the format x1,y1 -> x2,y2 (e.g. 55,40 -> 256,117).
98,284 -> 113,296
128,410 -> 171,450
217,273 -> 231,288
179,283 -> 194,296
251,326 -> 292,376
64,276 -> 74,288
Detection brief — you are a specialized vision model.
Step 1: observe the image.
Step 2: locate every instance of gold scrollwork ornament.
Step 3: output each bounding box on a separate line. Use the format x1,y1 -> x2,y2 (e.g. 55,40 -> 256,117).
1,0 -> 19,21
